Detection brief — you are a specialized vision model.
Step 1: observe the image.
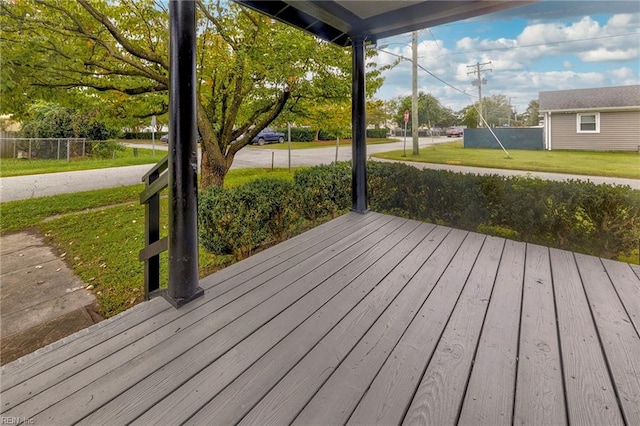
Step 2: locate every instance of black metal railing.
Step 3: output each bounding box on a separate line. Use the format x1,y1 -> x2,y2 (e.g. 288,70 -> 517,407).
139,155 -> 169,300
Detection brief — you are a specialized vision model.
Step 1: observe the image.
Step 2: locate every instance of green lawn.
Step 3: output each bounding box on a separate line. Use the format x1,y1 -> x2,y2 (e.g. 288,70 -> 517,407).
255,138 -> 397,150
373,141 -> 640,179
0,167 -> 296,318
0,146 -> 160,177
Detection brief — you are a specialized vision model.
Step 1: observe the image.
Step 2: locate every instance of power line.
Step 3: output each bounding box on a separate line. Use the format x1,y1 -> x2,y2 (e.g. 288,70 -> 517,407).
437,32 -> 639,57
376,48 -> 474,98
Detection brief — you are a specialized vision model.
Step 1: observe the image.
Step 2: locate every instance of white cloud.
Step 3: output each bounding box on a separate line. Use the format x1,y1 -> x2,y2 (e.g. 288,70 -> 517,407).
578,47 -> 639,62
606,67 -> 639,85
374,11 -> 640,112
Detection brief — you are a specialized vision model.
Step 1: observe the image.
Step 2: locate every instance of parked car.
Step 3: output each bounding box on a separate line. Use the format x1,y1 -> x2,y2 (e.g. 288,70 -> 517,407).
251,128 -> 285,145
446,127 -> 464,137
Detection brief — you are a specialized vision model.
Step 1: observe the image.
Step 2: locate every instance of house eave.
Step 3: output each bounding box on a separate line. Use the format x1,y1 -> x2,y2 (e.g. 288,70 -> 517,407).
540,106 -> 640,114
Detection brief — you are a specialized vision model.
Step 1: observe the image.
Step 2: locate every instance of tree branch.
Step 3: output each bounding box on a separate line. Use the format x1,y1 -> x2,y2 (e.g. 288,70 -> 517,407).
77,0 -> 168,70
229,88 -> 291,156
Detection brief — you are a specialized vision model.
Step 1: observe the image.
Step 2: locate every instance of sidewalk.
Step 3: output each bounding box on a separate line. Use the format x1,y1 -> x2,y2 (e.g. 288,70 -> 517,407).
372,157 -> 640,190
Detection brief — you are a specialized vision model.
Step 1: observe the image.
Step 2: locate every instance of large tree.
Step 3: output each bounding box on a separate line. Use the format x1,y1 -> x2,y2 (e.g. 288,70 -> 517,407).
523,99 -> 540,126
392,92 -> 456,130
482,94 -> 512,127
1,0 -> 385,187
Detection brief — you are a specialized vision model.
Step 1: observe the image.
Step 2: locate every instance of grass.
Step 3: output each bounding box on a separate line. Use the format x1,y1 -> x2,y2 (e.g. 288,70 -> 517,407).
0,167 -> 296,318
373,141 -> 640,179
0,185 -> 145,233
0,146 -> 160,177
255,138 -> 397,150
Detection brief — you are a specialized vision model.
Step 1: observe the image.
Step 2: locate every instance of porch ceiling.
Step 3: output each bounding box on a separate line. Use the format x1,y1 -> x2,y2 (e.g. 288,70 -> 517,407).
234,0 -> 534,46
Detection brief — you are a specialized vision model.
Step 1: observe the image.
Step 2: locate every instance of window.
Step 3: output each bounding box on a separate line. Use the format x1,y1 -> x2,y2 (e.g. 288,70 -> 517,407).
577,113 -> 599,133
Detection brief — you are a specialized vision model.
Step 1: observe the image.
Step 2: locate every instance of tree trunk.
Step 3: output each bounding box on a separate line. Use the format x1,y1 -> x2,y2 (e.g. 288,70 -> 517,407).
200,149 -> 227,188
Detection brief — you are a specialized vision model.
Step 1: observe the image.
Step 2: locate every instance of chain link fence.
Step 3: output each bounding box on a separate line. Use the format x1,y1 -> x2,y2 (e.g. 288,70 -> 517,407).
0,138 -> 96,160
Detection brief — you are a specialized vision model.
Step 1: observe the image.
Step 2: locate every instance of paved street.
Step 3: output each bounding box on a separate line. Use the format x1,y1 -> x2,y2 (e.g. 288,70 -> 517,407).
0,138 -> 445,202
1,137 -> 638,202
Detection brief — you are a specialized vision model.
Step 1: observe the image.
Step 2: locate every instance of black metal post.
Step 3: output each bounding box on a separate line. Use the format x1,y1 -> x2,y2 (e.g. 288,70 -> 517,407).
351,36 -> 368,213
166,0 -> 203,307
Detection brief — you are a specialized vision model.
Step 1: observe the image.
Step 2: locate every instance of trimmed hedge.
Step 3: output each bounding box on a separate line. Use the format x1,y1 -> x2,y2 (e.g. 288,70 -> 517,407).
294,162 -> 352,222
198,161 -> 640,261
275,127 -> 316,142
199,178 -> 299,258
199,165 -> 352,258
366,161 -> 639,259
123,132 -> 167,140
318,130 -> 351,141
367,128 -> 389,138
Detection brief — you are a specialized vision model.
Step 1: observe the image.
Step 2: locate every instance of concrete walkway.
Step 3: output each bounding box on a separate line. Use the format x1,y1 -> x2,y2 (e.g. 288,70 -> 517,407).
0,231 -> 100,365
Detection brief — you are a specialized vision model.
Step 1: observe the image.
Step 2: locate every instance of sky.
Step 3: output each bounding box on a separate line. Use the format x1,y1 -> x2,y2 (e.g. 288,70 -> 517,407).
373,0 -> 640,114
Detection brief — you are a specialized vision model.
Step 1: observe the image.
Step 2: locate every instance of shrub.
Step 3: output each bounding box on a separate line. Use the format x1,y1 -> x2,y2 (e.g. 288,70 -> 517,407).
198,164 -> 352,258
198,161 -> 639,262
366,162 -> 640,260
367,128 -> 388,138
317,129 -> 349,140
91,140 -> 126,159
293,163 -> 351,222
85,121 -> 120,140
275,127 -> 316,142
122,132 -> 167,140
199,178 -> 298,258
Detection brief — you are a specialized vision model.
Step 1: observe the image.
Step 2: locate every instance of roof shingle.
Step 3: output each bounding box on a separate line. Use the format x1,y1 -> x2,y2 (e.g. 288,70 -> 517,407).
539,85 -> 640,111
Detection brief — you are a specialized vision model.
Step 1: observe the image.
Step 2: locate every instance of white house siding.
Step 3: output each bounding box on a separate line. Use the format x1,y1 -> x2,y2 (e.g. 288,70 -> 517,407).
550,110 -> 640,151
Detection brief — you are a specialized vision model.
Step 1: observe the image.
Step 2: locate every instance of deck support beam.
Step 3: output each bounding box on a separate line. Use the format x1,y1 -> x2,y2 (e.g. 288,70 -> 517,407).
166,0 -> 203,308
351,36 -> 368,213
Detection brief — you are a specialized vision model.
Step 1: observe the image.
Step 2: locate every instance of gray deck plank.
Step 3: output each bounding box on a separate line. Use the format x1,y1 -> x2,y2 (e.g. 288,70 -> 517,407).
53,217 -> 402,421
514,244 -> 566,425
631,263 -> 640,281
1,213 -> 369,392
85,218 -> 422,425
190,222 -> 440,426
456,239 -> 526,426
344,232 -> 486,426
2,213 -> 637,426
403,236 -> 505,425
602,258 -> 640,335
159,222 -> 432,424
551,249 -> 624,425
245,226 -> 464,426
574,253 -> 640,425
3,214 -> 386,414
9,215 -> 397,421
199,211 -> 371,290
28,216 -> 399,423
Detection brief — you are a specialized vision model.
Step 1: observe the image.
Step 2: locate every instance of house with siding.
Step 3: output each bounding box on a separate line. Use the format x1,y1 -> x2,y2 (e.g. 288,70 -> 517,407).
539,85 -> 640,151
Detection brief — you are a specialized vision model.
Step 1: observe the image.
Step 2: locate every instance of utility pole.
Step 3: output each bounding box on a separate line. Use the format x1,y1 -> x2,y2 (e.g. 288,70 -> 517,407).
508,97 -> 518,127
467,61 -> 491,127
412,31 -> 419,155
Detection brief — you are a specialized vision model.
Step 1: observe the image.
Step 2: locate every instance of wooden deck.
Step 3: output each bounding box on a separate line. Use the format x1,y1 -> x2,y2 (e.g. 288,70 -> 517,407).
1,212 -> 639,425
